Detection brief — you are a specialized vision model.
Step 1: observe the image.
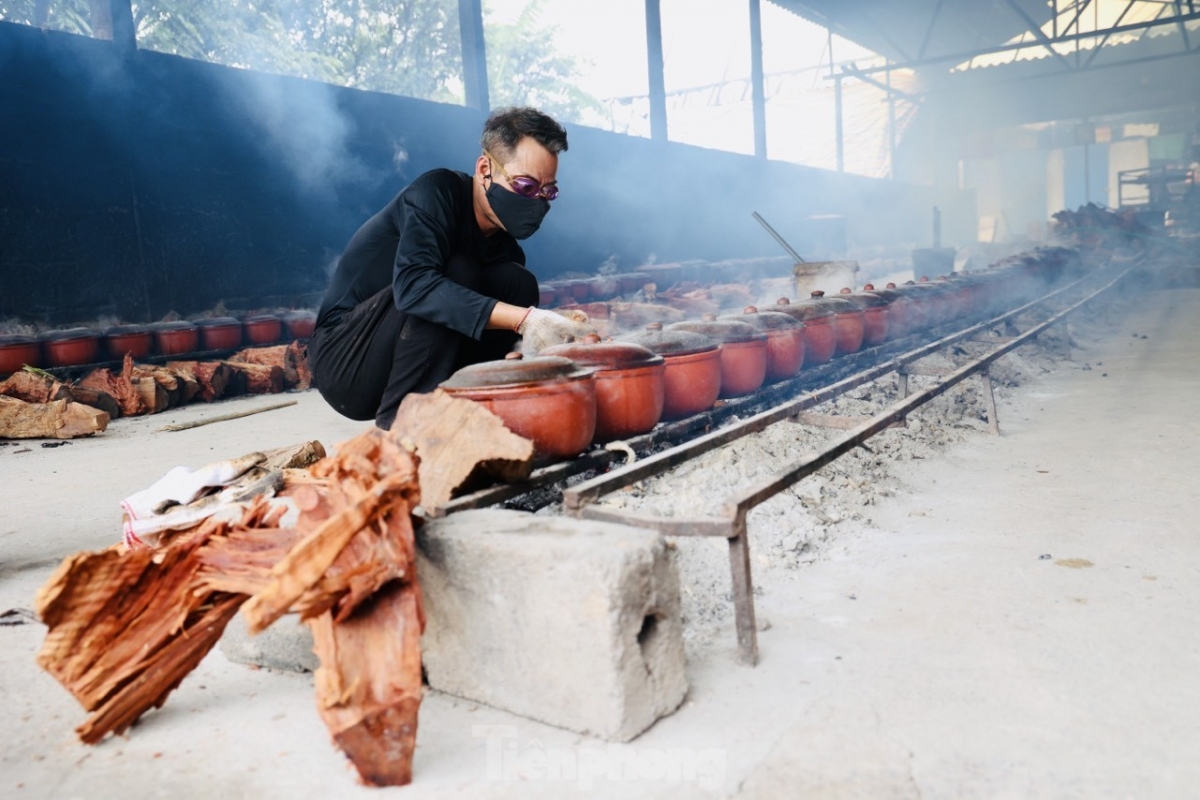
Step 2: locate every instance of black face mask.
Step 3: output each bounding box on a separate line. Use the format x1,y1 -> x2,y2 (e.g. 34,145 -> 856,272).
486,182 -> 550,240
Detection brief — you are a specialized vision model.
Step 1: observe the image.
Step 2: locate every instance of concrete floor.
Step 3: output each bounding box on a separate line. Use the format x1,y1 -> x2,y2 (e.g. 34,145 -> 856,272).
1,287 -> 1197,798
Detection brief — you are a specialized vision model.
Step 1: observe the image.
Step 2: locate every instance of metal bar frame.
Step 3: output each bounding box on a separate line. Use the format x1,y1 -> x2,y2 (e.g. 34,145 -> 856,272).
1083,0 -> 1139,67
563,265 -> 1133,666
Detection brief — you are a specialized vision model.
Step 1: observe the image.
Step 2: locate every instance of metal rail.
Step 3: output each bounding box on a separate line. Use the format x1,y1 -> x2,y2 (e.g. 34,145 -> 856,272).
563,265 -> 1133,666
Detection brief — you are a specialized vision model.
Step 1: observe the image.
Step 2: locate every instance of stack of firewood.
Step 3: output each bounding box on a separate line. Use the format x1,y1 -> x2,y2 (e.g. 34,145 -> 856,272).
33,391 -> 535,787
0,343 -> 311,440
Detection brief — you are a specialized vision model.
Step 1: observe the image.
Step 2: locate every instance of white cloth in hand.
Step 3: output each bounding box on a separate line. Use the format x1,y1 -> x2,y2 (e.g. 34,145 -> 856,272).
517,307 -> 597,355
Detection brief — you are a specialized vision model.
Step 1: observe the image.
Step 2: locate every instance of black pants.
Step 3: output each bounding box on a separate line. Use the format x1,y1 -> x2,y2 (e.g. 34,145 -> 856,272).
308,255 -> 538,429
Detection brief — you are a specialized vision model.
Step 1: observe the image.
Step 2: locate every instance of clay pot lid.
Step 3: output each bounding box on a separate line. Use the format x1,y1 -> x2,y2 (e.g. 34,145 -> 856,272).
542,335 -> 664,370
243,313 -> 281,324
149,320 -> 197,331
41,327 -> 99,342
0,334 -> 38,346
806,290 -> 861,314
836,288 -> 889,308
615,323 -> 718,356
669,314 -> 766,344
104,324 -> 151,336
440,355 -> 591,390
193,316 -> 241,328
281,309 -> 317,320
720,305 -> 804,331
771,297 -> 834,321
863,287 -> 904,302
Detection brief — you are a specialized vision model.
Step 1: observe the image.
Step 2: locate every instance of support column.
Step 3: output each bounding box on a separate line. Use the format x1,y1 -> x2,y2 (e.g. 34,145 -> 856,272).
749,0 -> 767,158
834,75 -> 845,172
458,0 -> 490,112
645,0 -> 668,142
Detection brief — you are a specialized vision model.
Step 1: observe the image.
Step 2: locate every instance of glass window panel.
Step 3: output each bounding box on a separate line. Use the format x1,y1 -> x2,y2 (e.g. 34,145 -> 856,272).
1,0 -> 113,39
130,1 -> 466,104
659,0 -> 754,154
482,0 -> 648,135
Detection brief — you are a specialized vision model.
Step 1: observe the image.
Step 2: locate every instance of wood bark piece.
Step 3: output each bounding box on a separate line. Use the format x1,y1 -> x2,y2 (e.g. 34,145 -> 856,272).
165,360 -> 231,402
77,354 -> 144,416
0,395 -> 109,439
287,341 -> 312,391
391,390 -> 535,509
239,429 -> 420,634
310,581 -> 423,787
223,361 -> 284,395
261,440 -> 326,471
0,369 -> 72,404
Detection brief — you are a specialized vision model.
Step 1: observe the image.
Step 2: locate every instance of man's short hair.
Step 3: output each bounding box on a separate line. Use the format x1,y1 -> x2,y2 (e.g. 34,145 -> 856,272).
481,107 -> 568,161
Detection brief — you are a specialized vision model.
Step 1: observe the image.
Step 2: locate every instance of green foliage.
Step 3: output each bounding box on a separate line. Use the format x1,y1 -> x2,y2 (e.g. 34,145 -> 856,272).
0,0 -> 600,117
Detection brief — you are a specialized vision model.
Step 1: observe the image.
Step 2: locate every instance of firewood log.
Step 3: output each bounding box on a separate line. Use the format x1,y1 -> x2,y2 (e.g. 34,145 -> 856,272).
77,354 -> 145,417
132,376 -> 169,413
165,361 -> 230,402
0,396 -> 109,439
231,344 -> 312,390
223,361 -> 284,395
69,386 -> 120,420
0,369 -> 72,404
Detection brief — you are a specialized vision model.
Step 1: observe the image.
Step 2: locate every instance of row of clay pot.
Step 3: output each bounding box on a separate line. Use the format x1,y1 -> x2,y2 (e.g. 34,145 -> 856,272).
438,255 -> 1073,459
0,311 -> 317,374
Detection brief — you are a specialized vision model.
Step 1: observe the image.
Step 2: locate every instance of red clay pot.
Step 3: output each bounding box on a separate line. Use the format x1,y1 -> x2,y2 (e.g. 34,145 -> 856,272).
669,315 -> 768,399
0,335 -> 42,375
807,291 -> 864,356
837,288 -> 890,347
151,321 -> 199,356
439,355 -> 597,458
721,306 -> 806,381
538,284 -> 558,307
282,311 -> 317,340
542,336 -> 665,441
41,328 -> 101,368
861,284 -> 910,339
771,298 -> 837,366
103,325 -> 153,360
616,323 -> 721,420
243,314 -> 283,345
194,317 -> 244,351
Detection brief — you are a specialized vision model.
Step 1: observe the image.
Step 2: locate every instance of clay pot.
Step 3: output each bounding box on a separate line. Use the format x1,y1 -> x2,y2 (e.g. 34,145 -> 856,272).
538,284 -> 557,307
806,291 -> 864,356
151,321 -> 199,356
769,297 -> 838,366
885,283 -> 930,331
243,314 -> 282,345
41,328 -> 101,368
588,275 -> 621,301
669,315 -> 768,399
720,306 -> 806,381
641,263 -> 683,288
103,325 -> 153,360
439,355 -> 597,458
542,336 -> 665,441
616,323 -> 721,420
0,335 -> 42,375
565,280 -> 591,303
282,310 -> 317,340
861,284 -> 911,339
194,317 -> 244,351
837,288 -> 889,347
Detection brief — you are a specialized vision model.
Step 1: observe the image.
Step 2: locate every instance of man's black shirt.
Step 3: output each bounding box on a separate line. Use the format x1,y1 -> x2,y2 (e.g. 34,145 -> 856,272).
316,169 -> 527,339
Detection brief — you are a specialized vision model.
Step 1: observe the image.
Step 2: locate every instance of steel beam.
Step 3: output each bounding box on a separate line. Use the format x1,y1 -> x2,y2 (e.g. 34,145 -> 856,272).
645,0 -> 668,142
918,0 -> 946,60
999,0 -> 1076,70
840,10 -> 1200,76
457,0 -> 489,111
749,0 -> 767,158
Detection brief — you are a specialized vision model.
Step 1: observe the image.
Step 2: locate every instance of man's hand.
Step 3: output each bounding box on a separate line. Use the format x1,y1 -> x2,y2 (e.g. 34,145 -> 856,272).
517,307 -> 596,355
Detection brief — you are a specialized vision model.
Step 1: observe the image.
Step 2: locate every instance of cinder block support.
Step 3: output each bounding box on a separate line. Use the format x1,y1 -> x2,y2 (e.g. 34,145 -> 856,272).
417,509 -> 688,742
220,610 -> 319,674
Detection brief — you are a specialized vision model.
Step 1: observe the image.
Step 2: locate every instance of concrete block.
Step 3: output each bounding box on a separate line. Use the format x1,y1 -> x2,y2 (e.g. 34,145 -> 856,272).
220,609 -> 319,674
417,509 -> 688,742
